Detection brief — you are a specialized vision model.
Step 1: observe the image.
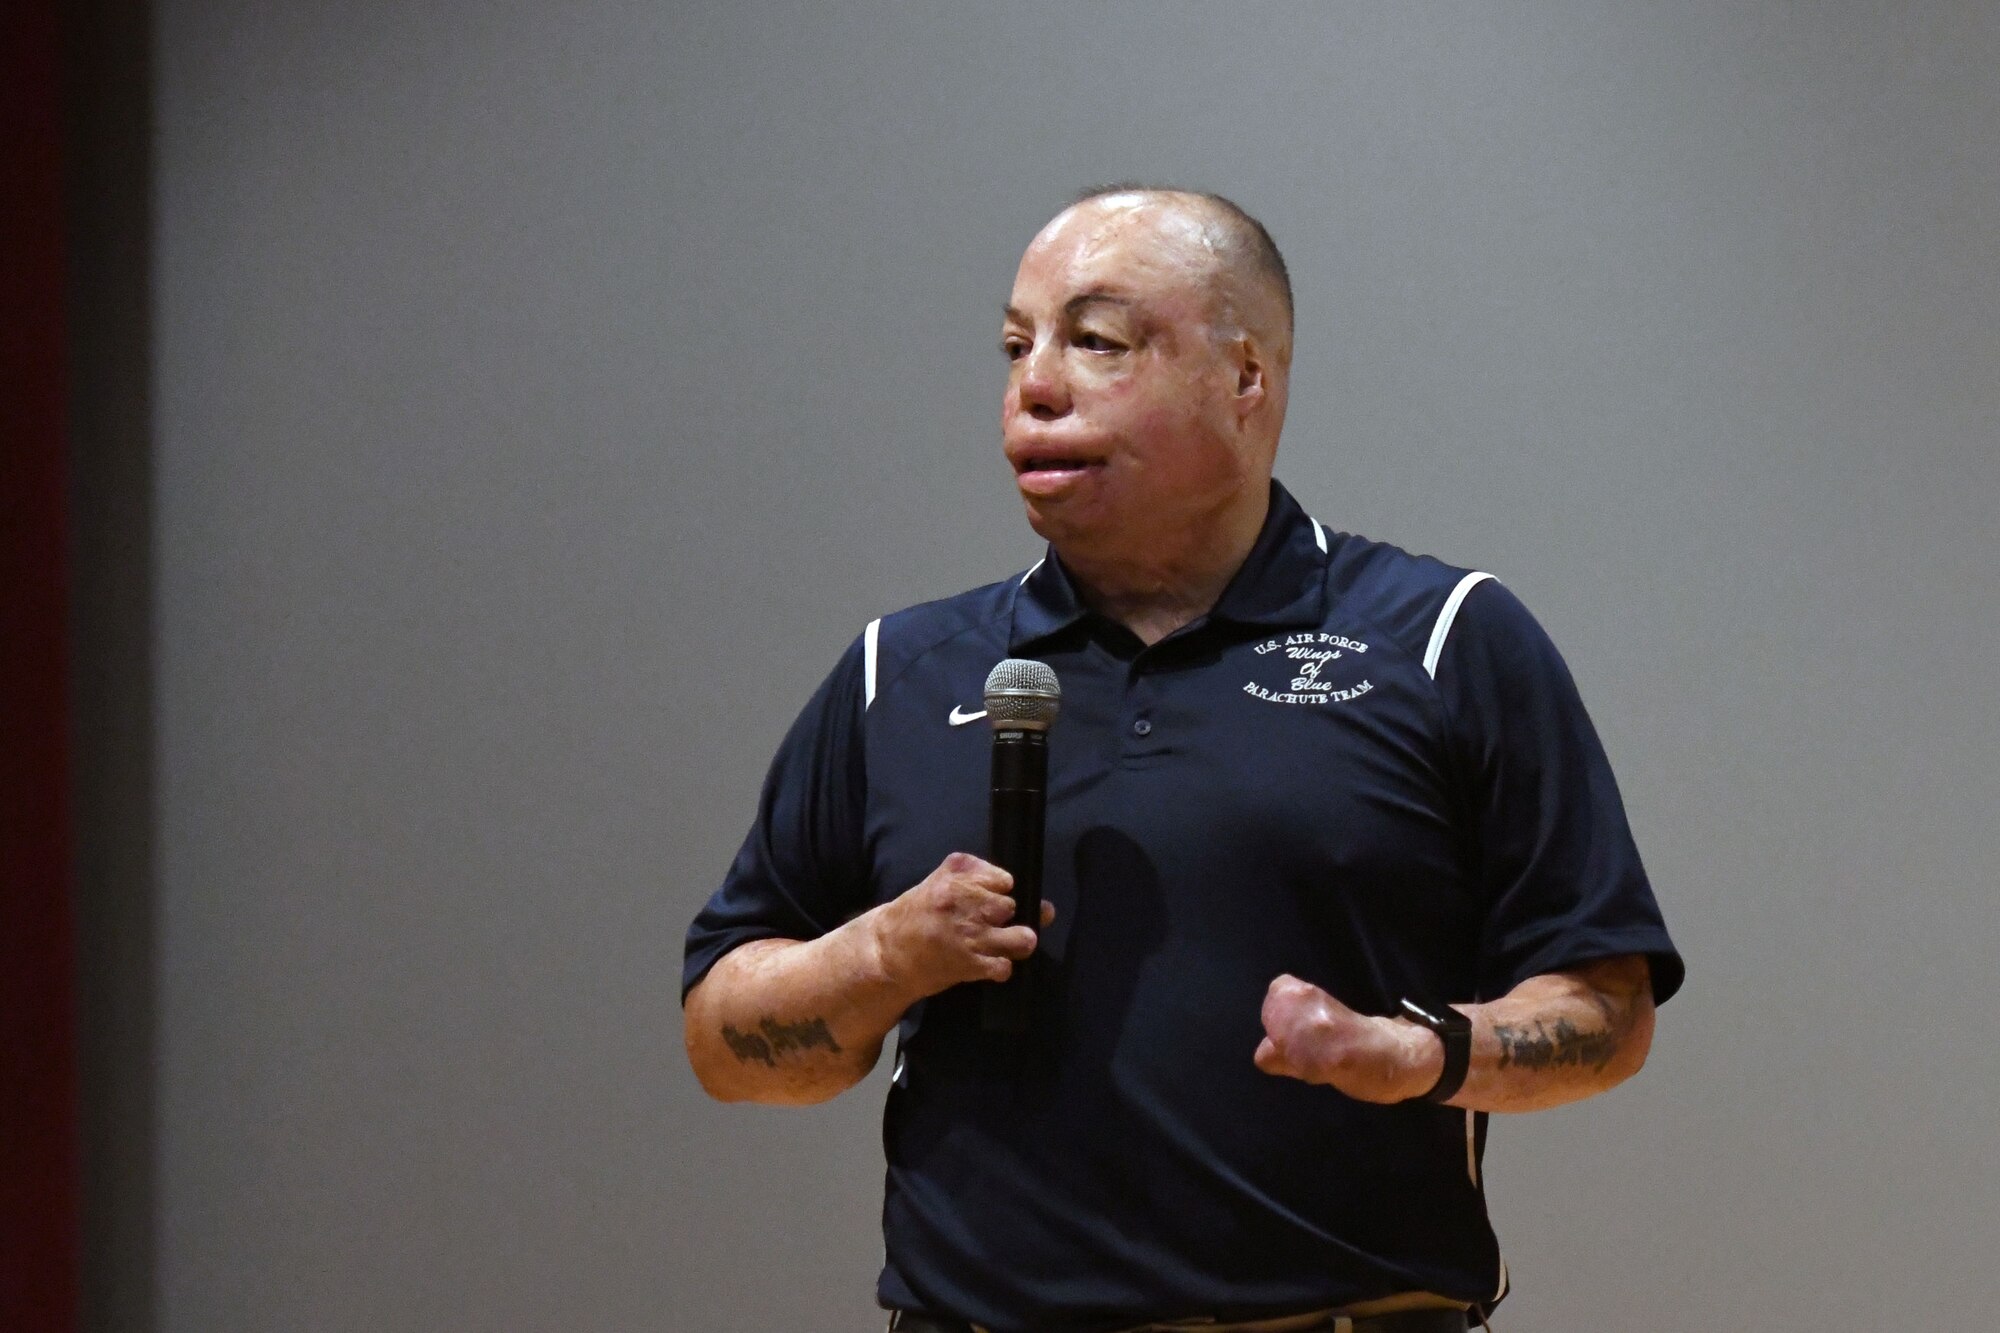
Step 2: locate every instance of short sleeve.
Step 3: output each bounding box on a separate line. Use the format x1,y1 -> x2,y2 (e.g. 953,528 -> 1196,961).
1435,581 -> 1683,1005
680,634 -> 872,1002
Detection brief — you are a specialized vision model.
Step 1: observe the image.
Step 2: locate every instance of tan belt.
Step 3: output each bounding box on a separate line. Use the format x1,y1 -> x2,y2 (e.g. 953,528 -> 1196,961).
1110,1304 -> 1467,1333
889,1300 -> 1471,1333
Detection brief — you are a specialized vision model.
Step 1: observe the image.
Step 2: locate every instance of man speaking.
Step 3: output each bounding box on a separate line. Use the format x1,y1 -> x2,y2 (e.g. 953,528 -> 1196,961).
681,186 -> 1682,1333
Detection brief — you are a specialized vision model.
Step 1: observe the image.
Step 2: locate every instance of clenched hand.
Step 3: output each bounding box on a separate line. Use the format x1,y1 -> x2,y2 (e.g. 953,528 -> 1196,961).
1254,974 -> 1441,1104
870,852 -> 1055,1000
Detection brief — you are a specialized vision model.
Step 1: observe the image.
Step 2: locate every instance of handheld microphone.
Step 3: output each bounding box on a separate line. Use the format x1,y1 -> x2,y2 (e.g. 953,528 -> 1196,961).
979,658 -> 1060,1033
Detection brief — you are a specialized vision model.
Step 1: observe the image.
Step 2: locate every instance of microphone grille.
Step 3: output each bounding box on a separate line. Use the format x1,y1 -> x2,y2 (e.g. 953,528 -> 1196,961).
983,658 -> 1061,729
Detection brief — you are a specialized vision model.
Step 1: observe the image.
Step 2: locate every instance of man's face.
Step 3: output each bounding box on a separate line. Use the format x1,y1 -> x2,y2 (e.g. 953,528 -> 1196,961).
1001,199 -> 1263,556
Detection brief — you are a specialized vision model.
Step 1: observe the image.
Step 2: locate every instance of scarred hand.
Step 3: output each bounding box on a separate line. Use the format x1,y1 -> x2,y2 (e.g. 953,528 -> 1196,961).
869,852 -> 1055,1001
1254,974 -> 1443,1104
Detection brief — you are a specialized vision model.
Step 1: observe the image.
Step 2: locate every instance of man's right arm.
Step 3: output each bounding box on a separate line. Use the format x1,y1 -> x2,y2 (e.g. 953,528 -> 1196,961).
683,852 -> 1046,1105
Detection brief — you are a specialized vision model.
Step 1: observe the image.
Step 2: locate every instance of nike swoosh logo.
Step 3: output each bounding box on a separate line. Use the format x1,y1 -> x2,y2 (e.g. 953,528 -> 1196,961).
948,705 -> 987,726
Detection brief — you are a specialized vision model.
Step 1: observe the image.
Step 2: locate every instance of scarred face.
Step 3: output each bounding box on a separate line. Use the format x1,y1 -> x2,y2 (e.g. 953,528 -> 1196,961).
1001,197 -> 1272,565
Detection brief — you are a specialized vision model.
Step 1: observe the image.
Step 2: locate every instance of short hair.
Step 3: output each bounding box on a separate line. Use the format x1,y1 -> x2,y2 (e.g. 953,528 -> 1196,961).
1069,183 -> 1294,335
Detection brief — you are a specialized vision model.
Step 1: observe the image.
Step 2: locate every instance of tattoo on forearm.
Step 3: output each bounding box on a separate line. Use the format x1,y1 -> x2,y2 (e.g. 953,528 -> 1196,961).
719,1016 -> 843,1067
1493,1017 -> 1619,1074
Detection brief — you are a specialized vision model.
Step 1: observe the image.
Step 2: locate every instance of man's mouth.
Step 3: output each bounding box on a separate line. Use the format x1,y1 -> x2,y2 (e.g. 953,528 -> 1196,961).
1013,457 -> 1104,497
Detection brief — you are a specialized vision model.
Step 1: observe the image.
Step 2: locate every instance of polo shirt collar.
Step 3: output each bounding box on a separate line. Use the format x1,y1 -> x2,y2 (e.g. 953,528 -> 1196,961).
1008,479 -> 1328,652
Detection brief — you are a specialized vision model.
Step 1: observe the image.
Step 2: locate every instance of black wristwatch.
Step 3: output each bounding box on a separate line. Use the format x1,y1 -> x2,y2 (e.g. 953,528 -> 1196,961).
1398,997 -> 1472,1104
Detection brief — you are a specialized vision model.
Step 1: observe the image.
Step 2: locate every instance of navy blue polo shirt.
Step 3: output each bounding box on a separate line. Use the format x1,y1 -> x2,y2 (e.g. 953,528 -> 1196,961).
683,480 -> 1681,1333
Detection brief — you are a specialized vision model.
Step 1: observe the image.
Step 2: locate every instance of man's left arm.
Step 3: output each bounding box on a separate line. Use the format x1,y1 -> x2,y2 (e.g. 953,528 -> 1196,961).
1260,575 -> 1680,1114
1256,953 -> 1654,1113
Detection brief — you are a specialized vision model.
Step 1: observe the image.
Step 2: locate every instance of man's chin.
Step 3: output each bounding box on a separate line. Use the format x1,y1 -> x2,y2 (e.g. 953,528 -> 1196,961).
1017,488 -> 1118,551
1017,490 -> 1075,538
1018,496 -> 1054,542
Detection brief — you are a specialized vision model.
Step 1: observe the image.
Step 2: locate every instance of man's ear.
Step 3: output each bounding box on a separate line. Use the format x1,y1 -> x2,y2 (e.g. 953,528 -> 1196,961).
1233,337 -> 1268,412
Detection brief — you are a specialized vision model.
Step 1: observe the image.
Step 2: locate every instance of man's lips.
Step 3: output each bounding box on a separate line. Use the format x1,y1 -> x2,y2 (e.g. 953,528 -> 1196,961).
1010,455 -> 1105,498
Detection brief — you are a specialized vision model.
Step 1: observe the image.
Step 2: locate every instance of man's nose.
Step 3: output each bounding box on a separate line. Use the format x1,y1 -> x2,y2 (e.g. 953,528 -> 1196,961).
1012,340 -> 1070,420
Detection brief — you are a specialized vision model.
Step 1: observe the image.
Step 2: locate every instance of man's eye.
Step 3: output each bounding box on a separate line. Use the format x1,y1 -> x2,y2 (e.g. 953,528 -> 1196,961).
1001,338 -> 1029,361
1075,332 -> 1123,353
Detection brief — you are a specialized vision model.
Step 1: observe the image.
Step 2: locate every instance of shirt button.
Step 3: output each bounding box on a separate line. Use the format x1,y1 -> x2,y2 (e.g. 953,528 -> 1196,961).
1132,718 -> 1153,737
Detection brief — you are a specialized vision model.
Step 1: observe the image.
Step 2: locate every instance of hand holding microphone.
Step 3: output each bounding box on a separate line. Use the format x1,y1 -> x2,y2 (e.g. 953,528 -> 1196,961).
871,851 -> 1052,997
866,660 -> 1061,1031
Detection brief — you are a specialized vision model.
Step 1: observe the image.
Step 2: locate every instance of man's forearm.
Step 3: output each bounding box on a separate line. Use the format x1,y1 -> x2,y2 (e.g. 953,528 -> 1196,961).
685,852 -> 1044,1106
1434,955 -> 1656,1113
683,907 -> 916,1106
1259,954 -> 1655,1109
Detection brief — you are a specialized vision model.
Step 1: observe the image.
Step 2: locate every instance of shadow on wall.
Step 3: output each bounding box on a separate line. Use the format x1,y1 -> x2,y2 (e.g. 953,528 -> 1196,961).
66,0 -> 158,1328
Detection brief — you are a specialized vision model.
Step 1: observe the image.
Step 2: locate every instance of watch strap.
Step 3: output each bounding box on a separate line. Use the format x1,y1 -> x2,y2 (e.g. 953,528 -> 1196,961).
1399,997 -> 1472,1104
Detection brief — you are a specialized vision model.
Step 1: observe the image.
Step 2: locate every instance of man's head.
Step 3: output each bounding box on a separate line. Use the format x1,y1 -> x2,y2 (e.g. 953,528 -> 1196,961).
1001,186 -> 1293,565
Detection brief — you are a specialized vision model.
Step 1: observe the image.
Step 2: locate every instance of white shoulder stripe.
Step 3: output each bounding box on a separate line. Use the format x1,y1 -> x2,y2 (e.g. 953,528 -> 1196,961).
1020,558 -> 1045,585
862,617 -> 881,709
1422,572 -> 1495,680
1310,518 -> 1328,553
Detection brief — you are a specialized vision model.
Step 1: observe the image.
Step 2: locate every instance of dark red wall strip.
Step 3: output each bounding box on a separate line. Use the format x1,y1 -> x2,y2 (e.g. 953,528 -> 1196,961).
1,0 -> 83,1326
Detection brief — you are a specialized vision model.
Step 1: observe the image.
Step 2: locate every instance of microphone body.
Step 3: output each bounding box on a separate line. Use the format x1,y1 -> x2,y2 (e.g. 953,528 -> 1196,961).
978,659 -> 1060,1033
982,728 -> 1048,1032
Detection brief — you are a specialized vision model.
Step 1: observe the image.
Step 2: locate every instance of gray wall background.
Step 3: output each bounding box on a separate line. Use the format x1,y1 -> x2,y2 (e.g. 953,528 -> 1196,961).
71,2 -> 1998,1330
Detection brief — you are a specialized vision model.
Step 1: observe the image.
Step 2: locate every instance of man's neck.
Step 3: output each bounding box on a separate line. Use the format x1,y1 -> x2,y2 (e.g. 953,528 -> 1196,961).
1056,482 -> 1272,647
